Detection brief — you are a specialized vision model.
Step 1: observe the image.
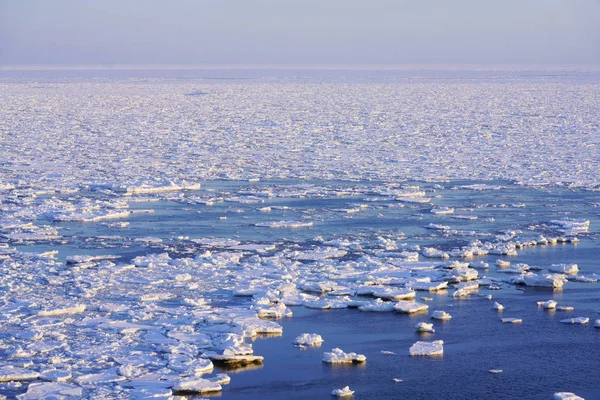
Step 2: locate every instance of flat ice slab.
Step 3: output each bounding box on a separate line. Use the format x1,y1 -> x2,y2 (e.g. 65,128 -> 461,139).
394,300 -> 429,314
172,378 -> 222,394
501,318 -> 522,323
372,287 -> 416,301
409,340 -> 444,356
560,317 -> 589,324
254,220 -> 313,228
16,382 -> 82,399
38,304 -> 86,317
0,366 -> 40,382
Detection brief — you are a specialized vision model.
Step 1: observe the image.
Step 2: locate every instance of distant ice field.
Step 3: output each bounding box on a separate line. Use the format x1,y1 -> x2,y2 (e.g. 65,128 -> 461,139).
1,69 -> 599,189
0,70 -> 599,399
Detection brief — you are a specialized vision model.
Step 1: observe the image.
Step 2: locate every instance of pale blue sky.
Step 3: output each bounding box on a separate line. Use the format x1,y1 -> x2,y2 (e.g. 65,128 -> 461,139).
1,0 -> 598,66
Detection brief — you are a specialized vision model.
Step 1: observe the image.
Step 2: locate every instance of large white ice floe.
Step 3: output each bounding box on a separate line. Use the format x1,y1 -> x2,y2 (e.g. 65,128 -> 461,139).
409,340 -> 444,356
411,281 -> 449,292
322,348 -> 366,364
523,273 -> 568,288
294,333 -> 324,347
394,300 -> 429,314
371,287 -> 416,301
332,386 -> 355,397
16,382 -> 83,399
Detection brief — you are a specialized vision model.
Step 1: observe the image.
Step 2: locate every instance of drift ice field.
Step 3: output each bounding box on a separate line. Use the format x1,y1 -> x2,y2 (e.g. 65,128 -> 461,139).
0,69 -> 599,399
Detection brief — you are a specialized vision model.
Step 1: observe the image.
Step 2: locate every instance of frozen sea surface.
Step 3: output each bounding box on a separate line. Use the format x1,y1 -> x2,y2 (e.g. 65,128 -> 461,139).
0,69 -> 599,399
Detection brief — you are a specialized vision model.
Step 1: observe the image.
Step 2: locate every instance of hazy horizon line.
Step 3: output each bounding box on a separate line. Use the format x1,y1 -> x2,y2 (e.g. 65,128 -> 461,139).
2,63 -> 600,72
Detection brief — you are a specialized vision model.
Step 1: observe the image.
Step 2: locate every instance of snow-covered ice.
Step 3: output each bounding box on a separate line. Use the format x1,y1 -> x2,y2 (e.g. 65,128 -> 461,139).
415,322 -> 435,333
409,340 -> 444,356
293,333 -> 324,347
322,348 -> 366,364
394,300 -> 429,314
431,310 -> 452,320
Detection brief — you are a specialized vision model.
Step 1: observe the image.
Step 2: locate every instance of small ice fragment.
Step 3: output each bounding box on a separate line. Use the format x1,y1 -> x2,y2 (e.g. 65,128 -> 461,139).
493,302 -> 504,311
537,300 -> 558,309
496,260 -> 511,267
489,369 -> 503,374
393,378 -> 403,383
381,350 -> 396,355
553,392 -> 585,400
470,261 -> 489,269
431,310 -> 452,320
322,348 -> 366,364
431,207 -> 454,215
501,318 -> 522,323
560,317 -> 589,324
331,386 -> 354,397
409,340 -> 444,356
415,322 -> 435,333
556,306 -> 574,311
293,333 -> 324,347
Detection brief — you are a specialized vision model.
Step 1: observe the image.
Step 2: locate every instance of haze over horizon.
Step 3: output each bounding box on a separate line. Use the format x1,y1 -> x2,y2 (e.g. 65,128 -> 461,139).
1,0 -> 599,68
